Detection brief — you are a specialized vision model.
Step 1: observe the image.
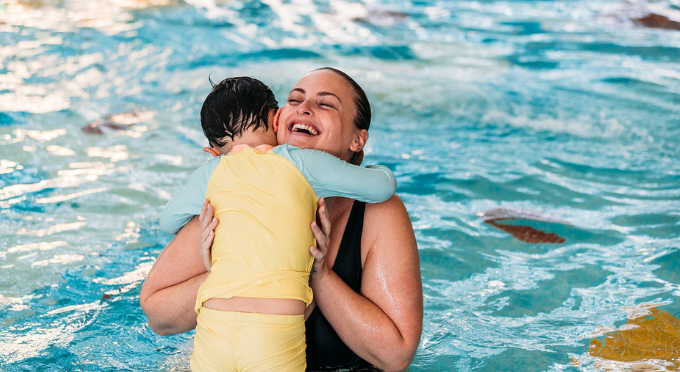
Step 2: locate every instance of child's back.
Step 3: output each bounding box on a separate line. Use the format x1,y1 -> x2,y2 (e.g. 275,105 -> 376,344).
198,146 -> 316,310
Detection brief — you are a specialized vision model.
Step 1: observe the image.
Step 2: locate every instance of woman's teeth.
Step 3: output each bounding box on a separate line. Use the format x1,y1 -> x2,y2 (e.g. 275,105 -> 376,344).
292,123 -> 318,135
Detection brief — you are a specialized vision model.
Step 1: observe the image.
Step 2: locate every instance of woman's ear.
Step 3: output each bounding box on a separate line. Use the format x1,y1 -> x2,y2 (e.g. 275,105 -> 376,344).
272,108 -> 282,133
350,129 -> 368,153
203,146 -> 221,157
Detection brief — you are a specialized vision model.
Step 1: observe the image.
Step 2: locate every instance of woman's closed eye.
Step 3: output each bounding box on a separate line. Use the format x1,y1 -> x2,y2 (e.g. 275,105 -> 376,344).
319,101 -> 335,109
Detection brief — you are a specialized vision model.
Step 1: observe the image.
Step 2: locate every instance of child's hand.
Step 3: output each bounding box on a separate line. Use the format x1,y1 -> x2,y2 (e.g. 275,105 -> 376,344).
199,199 -> 218,272
310,198 -> 331,283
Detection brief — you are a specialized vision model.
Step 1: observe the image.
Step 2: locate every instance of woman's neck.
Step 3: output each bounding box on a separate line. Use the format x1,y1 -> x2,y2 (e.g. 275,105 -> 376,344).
323,197 -> 353,221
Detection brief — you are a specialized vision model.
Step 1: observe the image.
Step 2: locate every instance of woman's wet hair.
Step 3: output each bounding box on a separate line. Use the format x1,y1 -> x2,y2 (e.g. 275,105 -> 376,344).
314,67 -> 371,165
201,76 -> 278,147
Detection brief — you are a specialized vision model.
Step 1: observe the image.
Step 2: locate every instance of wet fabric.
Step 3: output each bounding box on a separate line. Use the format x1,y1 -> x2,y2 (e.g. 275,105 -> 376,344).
306,201 -> 368,369
191,308 -> 306,372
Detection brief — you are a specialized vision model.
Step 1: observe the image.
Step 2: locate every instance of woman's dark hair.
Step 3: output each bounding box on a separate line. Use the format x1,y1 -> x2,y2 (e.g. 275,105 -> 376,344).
314,67 -> 371,165
314,67 -> 371,131
200,76 -> 278,147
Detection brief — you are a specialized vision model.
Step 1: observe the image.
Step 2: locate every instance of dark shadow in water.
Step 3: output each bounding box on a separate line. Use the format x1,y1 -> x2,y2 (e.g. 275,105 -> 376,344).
479,208 -> 626,247
480,208 -> 568,244
81,120 -> 131,134
81,110 -> 152,135
634,13 -> 680,30
485,220 -> 565,244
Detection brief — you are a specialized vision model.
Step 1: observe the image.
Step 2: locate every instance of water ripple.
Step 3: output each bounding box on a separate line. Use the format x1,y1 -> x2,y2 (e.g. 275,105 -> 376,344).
1,0 -> 680,370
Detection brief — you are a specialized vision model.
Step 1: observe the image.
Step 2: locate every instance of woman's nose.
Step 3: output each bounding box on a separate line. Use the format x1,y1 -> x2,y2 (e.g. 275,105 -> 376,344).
297,101 -> 312,116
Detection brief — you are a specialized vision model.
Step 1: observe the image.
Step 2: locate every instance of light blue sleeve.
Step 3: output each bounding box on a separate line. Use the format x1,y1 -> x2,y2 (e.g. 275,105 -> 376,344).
272,145 -> 397,203
159,156 -> 222,235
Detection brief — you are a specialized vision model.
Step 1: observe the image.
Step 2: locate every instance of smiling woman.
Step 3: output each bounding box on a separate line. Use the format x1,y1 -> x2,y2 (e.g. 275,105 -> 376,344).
280,68 -> 371,166
140,68 -> 423,372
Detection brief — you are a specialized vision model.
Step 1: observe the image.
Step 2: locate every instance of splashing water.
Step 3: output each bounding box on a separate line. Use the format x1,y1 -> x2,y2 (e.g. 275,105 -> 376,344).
1,0 -> 680,371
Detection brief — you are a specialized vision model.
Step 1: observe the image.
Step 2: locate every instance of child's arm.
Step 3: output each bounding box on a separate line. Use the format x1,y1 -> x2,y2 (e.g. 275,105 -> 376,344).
274,145 -> 397,203
159,156 -> 222,235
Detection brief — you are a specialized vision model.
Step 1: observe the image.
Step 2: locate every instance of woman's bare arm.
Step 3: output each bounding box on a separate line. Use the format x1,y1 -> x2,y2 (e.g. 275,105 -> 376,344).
310,195 -> 423,372
140,201 -> 217,336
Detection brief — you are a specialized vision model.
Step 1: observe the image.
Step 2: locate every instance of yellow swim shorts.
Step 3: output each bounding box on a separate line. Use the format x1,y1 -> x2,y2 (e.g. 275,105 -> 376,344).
190,307 -> 306,372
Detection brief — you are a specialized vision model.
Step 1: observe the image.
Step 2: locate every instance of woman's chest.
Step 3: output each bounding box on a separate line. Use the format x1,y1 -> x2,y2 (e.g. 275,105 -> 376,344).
324,200 -> 370,271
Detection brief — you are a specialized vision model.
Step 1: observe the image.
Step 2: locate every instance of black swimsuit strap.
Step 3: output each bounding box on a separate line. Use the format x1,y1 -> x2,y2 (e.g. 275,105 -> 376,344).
330,200 -> 365,290
305,201 -> 367,369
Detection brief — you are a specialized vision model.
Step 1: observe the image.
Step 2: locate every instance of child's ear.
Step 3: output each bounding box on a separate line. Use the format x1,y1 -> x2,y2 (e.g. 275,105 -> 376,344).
349,129 -> 368,153
272,108 -> 282,133
203,146 -> 221,157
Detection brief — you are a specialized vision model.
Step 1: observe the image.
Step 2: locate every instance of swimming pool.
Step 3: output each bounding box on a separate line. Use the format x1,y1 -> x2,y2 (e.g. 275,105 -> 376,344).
1,0 -> 679,370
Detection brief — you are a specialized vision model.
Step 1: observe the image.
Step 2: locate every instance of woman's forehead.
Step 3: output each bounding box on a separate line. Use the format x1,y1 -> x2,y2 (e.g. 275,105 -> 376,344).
295,70 -> 353,98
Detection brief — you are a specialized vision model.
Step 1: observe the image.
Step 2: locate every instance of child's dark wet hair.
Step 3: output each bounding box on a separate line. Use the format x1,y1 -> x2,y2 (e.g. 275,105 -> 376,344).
200,76 -> 278,147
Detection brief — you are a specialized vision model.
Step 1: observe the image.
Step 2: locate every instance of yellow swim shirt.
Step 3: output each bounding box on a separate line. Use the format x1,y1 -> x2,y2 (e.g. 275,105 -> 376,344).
159,144 -> 397,312
195,147 -> 317,312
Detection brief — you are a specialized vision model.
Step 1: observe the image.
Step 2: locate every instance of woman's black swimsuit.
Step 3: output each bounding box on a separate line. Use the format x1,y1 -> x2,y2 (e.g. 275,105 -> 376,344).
305,201 -> 377,371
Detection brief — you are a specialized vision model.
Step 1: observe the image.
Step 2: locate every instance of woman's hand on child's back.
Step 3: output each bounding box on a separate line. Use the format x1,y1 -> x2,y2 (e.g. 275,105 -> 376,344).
310,198 -> 331,282
199,199 -> 218,272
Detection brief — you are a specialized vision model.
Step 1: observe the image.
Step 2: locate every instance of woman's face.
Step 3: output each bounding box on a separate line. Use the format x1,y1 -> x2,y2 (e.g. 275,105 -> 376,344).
277,70 -> 365,161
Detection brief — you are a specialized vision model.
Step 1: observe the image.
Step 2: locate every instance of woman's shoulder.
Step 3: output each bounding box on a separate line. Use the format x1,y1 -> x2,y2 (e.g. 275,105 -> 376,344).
362,194 -> 416,251
364,194 -> 410,223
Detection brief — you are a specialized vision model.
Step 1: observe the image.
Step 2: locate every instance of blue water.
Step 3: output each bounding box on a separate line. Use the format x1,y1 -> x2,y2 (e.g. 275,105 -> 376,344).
1,0 -> 679,371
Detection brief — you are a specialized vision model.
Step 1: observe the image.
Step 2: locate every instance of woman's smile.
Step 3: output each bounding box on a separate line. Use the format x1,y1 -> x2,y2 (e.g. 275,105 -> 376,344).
289,120 -> 321,136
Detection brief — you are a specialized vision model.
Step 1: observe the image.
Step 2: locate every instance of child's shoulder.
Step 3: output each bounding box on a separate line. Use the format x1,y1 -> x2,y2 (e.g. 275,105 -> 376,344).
191,155 -> 223,176
229,144 -> 275,154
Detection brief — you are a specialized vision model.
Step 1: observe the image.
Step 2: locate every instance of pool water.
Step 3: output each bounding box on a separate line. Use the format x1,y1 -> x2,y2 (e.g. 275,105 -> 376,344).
1,0 -> 679,371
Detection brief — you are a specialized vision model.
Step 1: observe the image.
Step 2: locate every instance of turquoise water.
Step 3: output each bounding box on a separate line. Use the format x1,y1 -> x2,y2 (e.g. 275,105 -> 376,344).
1,0 -> 679,370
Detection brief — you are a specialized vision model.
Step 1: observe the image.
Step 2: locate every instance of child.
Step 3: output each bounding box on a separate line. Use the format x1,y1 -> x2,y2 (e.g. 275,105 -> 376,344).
159,77 -> 396,372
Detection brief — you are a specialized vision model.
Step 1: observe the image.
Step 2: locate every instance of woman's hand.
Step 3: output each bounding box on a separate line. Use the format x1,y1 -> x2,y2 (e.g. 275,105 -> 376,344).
199,199 -> 218,272
310,198 -> 331,282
